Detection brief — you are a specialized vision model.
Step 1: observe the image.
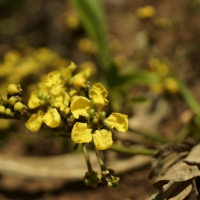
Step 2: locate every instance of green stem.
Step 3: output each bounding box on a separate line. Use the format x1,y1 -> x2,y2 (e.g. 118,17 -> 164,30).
82,143 -> 93,171
110,144 -> 158,156
174,124 -> 191,142
129,127 -> 170,143
94,147 -> 106,171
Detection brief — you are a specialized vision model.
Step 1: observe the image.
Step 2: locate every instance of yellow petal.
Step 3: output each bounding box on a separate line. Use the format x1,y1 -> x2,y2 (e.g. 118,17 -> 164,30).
25,110 -> 43,132
72,74 -> 87,89
104,112 -> 128,132
93,129 -> 113,150
62,62 -> 77,79
71,122 -> 92,143
28,91 -> 41,109
49,83 -> 64,96
89,83 -> 109,107
72,67 -> 92,88
51,90 -> 70,111
42,108 -> 61,128
70,96 -> 92,119
44,70 -> 62,88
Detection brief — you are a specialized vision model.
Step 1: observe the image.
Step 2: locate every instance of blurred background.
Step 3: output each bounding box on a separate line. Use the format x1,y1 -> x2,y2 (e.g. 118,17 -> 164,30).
0,0 -> 200,199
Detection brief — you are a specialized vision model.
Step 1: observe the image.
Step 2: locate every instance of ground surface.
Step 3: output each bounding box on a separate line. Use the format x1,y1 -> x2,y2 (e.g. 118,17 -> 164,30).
0,0 -> 200,199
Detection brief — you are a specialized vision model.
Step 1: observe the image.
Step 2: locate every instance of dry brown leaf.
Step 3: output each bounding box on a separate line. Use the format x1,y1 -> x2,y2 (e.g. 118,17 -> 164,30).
184,144 -> 200,165
147,141 -> 200,200
154,162 -> 200,188
145,180 -> 192,200
162,180 -> 192,200
149,140 -> 195,180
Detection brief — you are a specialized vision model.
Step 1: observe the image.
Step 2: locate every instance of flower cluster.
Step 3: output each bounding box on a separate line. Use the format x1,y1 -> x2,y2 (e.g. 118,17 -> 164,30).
148,58 -> 179,94
0,84 -> 27,119
70,83 -> 128,150
2,61 -> 128,188
25,61 -> 128,151
25,62 -> 91,132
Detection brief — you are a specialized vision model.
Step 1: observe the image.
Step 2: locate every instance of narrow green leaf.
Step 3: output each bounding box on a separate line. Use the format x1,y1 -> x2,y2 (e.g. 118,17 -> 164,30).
69,0 -> 110,68
130,95 -> 150,105
174,75 -> 200,115
106,62 -> 161,88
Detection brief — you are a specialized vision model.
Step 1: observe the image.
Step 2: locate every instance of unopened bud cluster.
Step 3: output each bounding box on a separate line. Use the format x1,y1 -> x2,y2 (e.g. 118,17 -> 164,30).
0,84 -> 27,119
87,108 -> 106,126
83,168 -> 120,188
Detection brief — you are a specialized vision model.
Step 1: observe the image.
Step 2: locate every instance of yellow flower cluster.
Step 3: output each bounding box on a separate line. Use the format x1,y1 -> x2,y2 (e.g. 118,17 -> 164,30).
26,62 -> 91,132
0,47 -> 70,96
70,83 -> 128,150
25,61 -> 128,151
136,5 -> 156,19
0,84 -> 27,119
148,58 -> 179,94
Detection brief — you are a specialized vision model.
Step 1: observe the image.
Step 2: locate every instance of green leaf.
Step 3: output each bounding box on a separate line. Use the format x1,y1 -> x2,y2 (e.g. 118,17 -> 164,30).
173,74 -> 200,115
69,0 -> 110,69
106,62 -> 160,88
130,95 -> 150,105
126,70 -> 161,85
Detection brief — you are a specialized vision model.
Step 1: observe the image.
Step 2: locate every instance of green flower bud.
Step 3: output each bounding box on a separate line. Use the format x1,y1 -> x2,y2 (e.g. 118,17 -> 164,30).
107,182 -> 113,187
91,183 -> 97,188
5,108 -> 14,117
44,94 -> 51,102
7,84 -> 22,95
112,182 -> 118,188
37,92 -> 43,100
89,108 -> 96,117
84,178 -> 91,186
40,100 -> 45,105
0,105 -> 5,114
93,117 -> 98,123
99,111 -> 106,119
112,176 -> 120,183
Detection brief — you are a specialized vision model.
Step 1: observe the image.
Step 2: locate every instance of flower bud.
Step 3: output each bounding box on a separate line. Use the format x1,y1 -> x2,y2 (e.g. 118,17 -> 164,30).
5,108 -> 14,117
99,111 -> 106,119
0,105 -> 5,114
93,117 -> 98,123
14,102 -> 27,112
8,96 -> 20,106
37,92 -> 43,100
7,84 -> 22,95
1,94 -> 8,105
72,76 -> 87,89
89,109 -> 95,117
44,94 -> 51,102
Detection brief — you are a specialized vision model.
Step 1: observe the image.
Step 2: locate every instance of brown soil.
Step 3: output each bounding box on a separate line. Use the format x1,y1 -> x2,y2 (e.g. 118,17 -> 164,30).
0,0 -> 200,199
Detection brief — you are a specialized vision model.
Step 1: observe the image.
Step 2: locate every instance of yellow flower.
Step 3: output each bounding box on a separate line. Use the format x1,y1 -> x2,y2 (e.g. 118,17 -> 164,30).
71,96 -> 92,119
104,113 -> 128,132
93,130 -> 113,150
50,90 -> 70,111
89,83 -> 109,107
25,110 -> 43,132
28,91 -> 43,109
71,122 -> 92,143
44,71 -> 61,88
61,62 -> 77,80
70,83 -> 128,150
72,68 -> 91,89
71,122 -> 113,150
163,77 -> 179,94
136,5 -> 156,19
42,108 -> 61,128
44,70 -> 63,95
